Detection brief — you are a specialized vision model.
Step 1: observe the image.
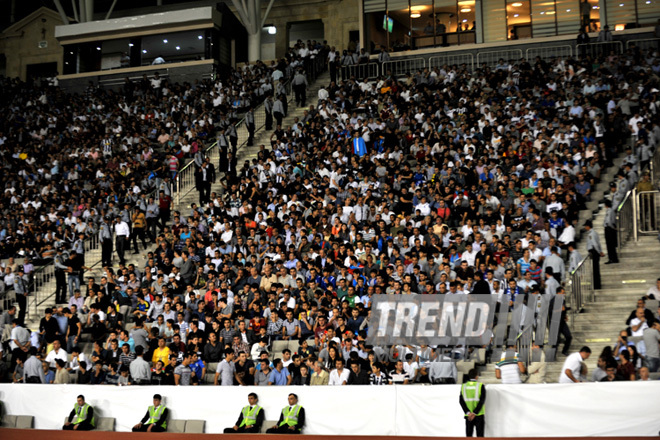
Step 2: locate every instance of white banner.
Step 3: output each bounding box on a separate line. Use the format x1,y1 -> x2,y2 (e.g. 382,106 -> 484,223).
0,382 -> 659,436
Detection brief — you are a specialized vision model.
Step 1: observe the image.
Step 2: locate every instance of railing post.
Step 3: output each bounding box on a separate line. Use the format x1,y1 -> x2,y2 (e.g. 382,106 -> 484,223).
632,188 -> 638,242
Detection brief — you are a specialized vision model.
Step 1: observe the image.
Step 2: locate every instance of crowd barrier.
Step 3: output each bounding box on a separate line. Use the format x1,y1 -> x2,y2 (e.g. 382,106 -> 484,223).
1,382 -> 659,436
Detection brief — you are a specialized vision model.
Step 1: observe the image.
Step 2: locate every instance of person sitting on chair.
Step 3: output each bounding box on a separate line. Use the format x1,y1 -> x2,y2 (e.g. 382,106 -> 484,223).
132,394 -> 168,432
266,393 -> 305,434
224,392 -> 265,433
63,395 -> 95,431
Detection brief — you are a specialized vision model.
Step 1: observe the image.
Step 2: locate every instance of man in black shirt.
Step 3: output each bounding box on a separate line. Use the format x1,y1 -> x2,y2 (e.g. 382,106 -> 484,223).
347,360 -> 370,384
234,351 -> 255,386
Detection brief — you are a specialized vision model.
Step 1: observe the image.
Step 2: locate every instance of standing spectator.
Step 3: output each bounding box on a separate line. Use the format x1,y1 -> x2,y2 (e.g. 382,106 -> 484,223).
494,347 -> 525,384
114,217 -> 130,266
584,220 -> 603,289
131,209 -> 148,253
292,69 -> 308,107
158,190 -> 172,232
214,349 -> 236,386
559,346 -> 591,383
14,267 -> 28,325
643,321 -> 660,372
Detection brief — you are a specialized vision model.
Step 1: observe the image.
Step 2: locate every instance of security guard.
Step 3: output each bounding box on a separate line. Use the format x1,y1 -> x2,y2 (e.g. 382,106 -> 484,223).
459,369 -> 486,437
63,395 -> 95,431
266,393 -> 305,434
224,393 -> 265,433
246,107 -> 255,146
132,394 -> 169,432
603,199 -> 618,264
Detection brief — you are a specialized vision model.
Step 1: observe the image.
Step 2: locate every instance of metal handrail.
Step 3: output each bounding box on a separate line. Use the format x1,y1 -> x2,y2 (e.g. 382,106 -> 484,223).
428,53 -> 475,72
637,190 -> 660,234
525,45 -> 573,62
381,57 -> 426,77
625,38 -> 660,51
567,252 -> 593,328
617,189 -> 636,249
476,49 -> 523,67
21,61 -> 320,321
173,75 -> 296,208
576,41 -> 624,57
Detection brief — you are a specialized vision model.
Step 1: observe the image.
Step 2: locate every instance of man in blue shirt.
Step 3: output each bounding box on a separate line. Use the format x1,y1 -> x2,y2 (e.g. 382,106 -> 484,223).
268,358 -> 291,385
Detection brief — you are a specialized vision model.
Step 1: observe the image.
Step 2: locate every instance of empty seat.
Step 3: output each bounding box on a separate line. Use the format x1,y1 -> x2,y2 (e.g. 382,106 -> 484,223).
261,420 -> 279,433
2,415 -> 18,428
456,360 -> 475,374
184,420 -> 205,433
14,415 -> 34,429
169,419 -> 186,433
96,417 -> 115,431
271,340 -> 289,355
287,340 -> 300,354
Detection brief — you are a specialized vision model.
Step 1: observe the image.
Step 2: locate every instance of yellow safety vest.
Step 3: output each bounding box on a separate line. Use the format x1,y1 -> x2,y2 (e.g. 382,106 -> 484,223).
239,405 -> 262,428
147,405 -> 167,429
73,403 -> 95,427
279,405 -> 301,427
461,380 -> 485,416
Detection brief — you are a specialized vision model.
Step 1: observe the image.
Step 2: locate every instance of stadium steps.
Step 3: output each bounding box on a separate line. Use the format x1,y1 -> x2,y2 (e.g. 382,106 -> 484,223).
476,236 -> 658,384
173,70 -> 331,213
477,144 -> 658,384
240,71 -> 330,163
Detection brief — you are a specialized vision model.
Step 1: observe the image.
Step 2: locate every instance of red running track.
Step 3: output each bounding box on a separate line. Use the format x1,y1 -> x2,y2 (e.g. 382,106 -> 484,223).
0,430 -> 650,440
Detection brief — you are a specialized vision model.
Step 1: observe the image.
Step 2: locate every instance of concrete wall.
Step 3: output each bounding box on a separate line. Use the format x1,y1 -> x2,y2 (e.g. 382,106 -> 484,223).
0,8 -> 65,81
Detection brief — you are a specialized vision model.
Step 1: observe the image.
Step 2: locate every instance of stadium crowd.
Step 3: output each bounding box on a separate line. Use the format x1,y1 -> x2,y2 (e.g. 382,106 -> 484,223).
0,38 -> 659,386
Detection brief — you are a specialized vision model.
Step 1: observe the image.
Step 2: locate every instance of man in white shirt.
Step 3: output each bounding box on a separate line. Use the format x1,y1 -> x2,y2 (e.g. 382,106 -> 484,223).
114,217 -> 130,265
328,358 -> 350,385
558,346 -> 591,383
45,339 -> 69,369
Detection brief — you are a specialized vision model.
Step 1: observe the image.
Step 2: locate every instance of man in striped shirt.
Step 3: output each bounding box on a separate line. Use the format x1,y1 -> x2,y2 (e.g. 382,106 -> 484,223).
494,346 -> 526,384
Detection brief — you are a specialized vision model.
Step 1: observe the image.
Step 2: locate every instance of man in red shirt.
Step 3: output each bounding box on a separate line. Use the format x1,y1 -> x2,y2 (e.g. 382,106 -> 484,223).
158,190 -> 172,232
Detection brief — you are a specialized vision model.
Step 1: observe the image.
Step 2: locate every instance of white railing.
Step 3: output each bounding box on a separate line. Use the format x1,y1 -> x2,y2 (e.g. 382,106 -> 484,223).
626,38 -> 660,51
525,45 -> 573,62
381,57 -> 426,77
476,49 -> 523,67
428,53 -> 475,71
576,41 -> 624,58
341,63 -> 380,80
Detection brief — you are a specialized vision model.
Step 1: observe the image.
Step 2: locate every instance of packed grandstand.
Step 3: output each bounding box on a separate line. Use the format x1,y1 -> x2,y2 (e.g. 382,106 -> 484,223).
1,36 -> 660,393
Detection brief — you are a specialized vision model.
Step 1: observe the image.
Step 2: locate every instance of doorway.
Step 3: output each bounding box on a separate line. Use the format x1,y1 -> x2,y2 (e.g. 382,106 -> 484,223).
288,20 -> 324,47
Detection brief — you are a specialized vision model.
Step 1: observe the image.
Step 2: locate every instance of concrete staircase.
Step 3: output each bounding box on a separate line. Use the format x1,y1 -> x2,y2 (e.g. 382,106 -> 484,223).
22,71 -> 331,333
477,143 -> 660,383
174,70 -> 331,212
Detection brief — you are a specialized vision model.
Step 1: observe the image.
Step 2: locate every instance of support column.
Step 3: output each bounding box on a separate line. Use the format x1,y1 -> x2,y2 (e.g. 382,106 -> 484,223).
248,32 -> 262,62
232,0 -> 276,62
475,0 -> 484,44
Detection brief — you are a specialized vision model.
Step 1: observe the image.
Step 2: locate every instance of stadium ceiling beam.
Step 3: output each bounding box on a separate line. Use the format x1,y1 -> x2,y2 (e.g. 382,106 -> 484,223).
71,0 -> 79,22
260,0 -> 275,29
105,0 -> 118,20
53,0 -> 70,24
